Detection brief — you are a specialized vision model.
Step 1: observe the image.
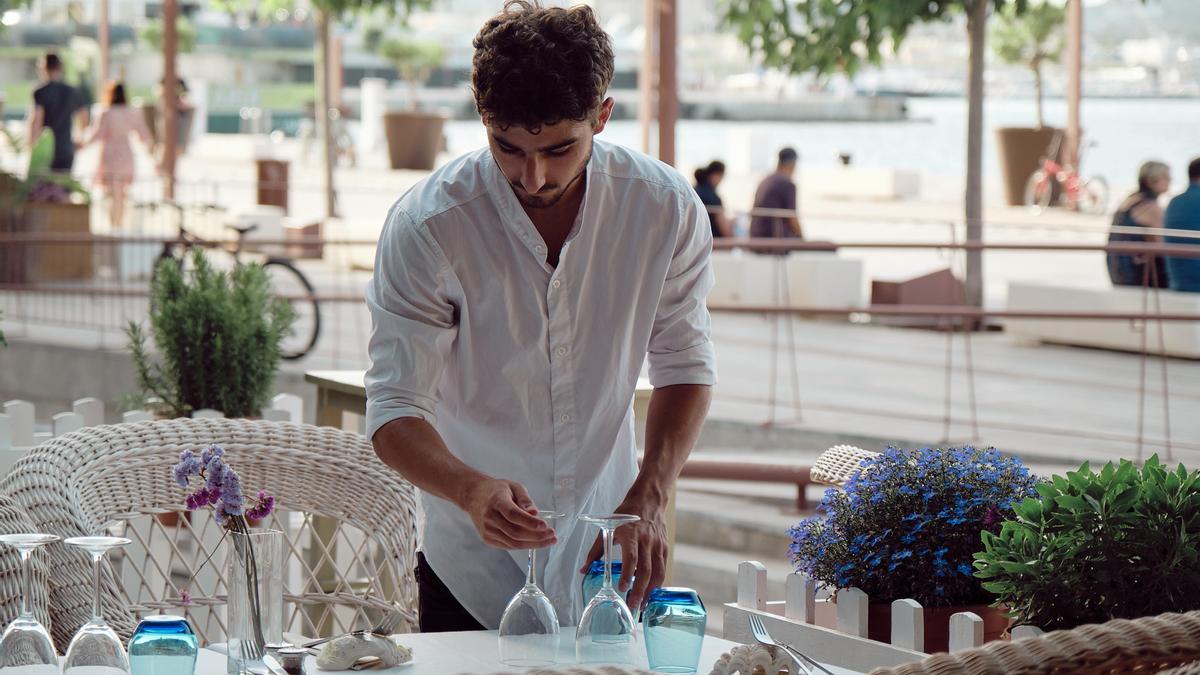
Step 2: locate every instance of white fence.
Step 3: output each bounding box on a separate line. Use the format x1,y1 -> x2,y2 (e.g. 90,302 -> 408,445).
723,561 -> 1044,672
0,394 -> 306,477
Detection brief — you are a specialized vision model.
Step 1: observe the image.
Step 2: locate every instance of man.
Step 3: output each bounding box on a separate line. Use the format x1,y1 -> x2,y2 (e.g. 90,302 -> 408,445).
28,52 -> 88,172
1165,157 -> 1200,292
749,147 -> 803,240
366,1 -> 715,632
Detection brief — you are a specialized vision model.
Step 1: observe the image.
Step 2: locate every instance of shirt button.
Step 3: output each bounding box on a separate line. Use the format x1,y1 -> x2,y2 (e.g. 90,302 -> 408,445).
551,279 -> 562,289
560,414 -> 571,423
556,346 -> 568,357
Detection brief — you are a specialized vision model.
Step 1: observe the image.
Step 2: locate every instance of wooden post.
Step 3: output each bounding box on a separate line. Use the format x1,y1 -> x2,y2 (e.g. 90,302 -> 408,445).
3,401 -> 34,447
963,0 -> 988,309
736,561 -> 767,611
836,587 -> 869,638
890,599 -> 924,652
98,0 -> 110,85
161,0 -> 179,201
949,611 -> 985,651
72,397 -> 104,428
52,412 -> 84,436
785,572 -> 817,623
315,8 -> 338,219
1065,0 -> 1083,169
656,0 -> 677,166
639,0 -> 657,155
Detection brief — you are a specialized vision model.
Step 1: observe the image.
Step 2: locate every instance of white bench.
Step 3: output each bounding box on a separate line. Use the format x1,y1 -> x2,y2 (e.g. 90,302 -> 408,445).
708,250 -> 864,309
1006,281 -> 1200,358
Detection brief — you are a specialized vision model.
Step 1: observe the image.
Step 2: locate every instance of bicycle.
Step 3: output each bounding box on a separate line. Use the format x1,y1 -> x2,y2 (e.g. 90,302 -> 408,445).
144,200 -> 322,360
1025,131 -> 1109,215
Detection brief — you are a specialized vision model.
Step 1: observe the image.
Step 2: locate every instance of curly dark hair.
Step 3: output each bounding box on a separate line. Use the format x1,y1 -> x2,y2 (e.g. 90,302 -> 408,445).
471,1 -> 614,131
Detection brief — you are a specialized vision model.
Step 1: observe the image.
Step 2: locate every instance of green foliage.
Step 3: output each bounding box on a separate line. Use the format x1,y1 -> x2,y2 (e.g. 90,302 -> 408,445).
209,0 -> 433,22
718,0 -> 1028,77
0,132 -> 90,204
992,1 -> 1064,68
127,251 -> 295,419
974,456 -> 1200,631
378,37 -> 445,86
139,16 -> 197,53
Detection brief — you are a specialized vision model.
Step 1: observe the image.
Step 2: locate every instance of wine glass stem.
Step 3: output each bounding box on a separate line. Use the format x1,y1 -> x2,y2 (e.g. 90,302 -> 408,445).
601,525 -> 614,591
526,546 -> 537,586
19,549 -> 33,618
91,552 -> 104,623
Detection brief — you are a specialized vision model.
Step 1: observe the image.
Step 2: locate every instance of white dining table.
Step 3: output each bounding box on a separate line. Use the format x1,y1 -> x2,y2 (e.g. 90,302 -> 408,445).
194,628 -> 866,674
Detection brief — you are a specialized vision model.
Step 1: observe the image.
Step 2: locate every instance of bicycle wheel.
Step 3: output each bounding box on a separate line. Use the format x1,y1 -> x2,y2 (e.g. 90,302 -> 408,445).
1024,170 -> 1054,214
1079,176 -> 1110,215
263,258 -> 321,360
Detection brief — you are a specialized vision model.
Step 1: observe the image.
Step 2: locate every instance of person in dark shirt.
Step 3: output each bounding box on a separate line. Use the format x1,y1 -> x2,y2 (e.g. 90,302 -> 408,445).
693,160 -> 731,238
750,147 -> 802,240
28,52 -> 88,172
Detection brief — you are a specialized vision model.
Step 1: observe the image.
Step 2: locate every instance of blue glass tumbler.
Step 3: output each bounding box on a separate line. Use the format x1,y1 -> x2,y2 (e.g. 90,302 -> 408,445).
128,615 -> 199,675
582,560 -> 625,606
643,587 -> 707,674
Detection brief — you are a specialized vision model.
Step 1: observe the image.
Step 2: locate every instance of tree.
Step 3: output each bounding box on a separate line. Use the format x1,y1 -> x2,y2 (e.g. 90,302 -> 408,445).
203,0 -> 433,219
378,37 -> 446,109
140,15 -> 197,54
720,0 -> 1029,309
993,1 -> 1064,128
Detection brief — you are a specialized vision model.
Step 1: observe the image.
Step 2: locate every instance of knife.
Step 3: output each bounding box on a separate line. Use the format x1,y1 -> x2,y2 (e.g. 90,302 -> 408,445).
263,653 -> 297,675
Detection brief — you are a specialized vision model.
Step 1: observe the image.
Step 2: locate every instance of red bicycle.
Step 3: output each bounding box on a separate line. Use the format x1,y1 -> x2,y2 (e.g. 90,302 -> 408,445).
1025,131 -> 1109,215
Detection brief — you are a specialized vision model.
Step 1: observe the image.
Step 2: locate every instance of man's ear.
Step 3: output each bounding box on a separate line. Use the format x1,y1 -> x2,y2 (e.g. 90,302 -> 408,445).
592,97 -> 615,134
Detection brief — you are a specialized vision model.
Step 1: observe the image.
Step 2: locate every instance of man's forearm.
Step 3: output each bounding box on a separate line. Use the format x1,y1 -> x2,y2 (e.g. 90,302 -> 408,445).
372,416 -> 489,509
629,383 -> 712,508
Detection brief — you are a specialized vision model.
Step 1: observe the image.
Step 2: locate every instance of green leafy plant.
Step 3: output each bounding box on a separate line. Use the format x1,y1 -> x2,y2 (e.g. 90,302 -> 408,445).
0,132 -> 90,204
993,1 -> 1065,128
139,15 -> 197,53
378,36 -> 446,110
975,456 -> 1200,631
127,251 -> 295,418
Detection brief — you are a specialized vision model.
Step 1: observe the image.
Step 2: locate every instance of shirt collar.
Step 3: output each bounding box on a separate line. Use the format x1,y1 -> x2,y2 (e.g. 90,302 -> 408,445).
481,143 -> 598,266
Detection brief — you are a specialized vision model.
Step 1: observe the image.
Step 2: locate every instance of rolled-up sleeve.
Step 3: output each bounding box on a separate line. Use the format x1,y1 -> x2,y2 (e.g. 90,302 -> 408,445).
646,191 -> 717,388
365,206 -> 459,440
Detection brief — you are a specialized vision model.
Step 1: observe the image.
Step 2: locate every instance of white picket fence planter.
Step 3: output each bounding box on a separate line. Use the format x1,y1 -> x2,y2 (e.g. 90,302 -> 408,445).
723,561 -> 1045,673
0,394 -> 306,478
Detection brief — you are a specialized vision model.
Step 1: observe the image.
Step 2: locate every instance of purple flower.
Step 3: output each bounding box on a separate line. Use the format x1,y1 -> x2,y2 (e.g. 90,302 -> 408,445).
200,445 -> 225,465
179,589 -> 192,606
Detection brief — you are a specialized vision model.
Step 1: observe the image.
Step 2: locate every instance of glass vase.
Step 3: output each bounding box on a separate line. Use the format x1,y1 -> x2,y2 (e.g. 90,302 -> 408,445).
129,615 -> 198,675
226,529 -> 283,675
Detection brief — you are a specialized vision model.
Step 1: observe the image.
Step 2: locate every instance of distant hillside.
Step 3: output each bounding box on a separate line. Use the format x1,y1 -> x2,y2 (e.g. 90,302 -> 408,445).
1088,0 -> 1200,43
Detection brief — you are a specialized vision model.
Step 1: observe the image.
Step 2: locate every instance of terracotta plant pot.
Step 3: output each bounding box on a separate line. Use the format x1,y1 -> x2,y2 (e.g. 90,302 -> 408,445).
383,109 -> 448,171
995,126 -> 1060,207
816,598 -> 1009,653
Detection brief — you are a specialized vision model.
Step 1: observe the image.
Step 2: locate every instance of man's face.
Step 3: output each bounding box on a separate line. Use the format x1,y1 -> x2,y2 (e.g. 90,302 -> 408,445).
487,99 -> 613,209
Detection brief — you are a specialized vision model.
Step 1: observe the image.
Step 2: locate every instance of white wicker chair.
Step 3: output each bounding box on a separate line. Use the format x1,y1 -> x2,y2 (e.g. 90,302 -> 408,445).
0,493 -> 54,634
0,418 -> 419,646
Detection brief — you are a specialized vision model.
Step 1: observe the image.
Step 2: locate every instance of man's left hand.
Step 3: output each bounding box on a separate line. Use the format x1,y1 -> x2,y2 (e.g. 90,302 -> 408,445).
579,492 -> 668,613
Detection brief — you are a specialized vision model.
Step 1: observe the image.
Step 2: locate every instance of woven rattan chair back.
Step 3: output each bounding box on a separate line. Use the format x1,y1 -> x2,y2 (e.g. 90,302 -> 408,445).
0,418 -> 419,645
868,609 -> 1200,675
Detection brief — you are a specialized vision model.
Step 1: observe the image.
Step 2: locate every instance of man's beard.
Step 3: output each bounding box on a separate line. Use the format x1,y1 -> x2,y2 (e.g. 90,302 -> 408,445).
511,150 -> 591,209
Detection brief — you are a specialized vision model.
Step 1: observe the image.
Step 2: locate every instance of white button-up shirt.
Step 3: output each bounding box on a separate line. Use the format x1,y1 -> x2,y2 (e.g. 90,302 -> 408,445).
365,139 -> 716,628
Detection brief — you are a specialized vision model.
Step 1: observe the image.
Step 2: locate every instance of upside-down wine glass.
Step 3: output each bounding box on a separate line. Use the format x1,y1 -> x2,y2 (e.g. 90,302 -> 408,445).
62,536 -> 134,674
498,510 -> 565,667
575,513 -> 640,665
0,533 -> 60,673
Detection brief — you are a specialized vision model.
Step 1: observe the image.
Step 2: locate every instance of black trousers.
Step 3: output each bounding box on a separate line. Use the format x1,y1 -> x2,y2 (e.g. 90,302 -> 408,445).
415,552 -> 486,632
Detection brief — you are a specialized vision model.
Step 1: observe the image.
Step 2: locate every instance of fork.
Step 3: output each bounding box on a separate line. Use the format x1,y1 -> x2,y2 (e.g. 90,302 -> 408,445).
747,613 -> 836,675
300,610 -> 404,649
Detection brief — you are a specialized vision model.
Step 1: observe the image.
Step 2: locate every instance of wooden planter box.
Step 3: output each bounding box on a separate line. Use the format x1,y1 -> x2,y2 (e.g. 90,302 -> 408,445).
23,201 -> 93,282
723,561 -> 1044,673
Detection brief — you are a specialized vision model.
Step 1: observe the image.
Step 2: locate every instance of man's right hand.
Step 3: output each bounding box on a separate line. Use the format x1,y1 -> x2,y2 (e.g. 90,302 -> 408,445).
458,478 -> 557,550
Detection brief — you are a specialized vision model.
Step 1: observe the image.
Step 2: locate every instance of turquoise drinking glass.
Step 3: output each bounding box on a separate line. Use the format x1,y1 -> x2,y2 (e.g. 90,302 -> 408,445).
128,615 -> 199,675
643,587 -> 706,674
581,560 -> 625,606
